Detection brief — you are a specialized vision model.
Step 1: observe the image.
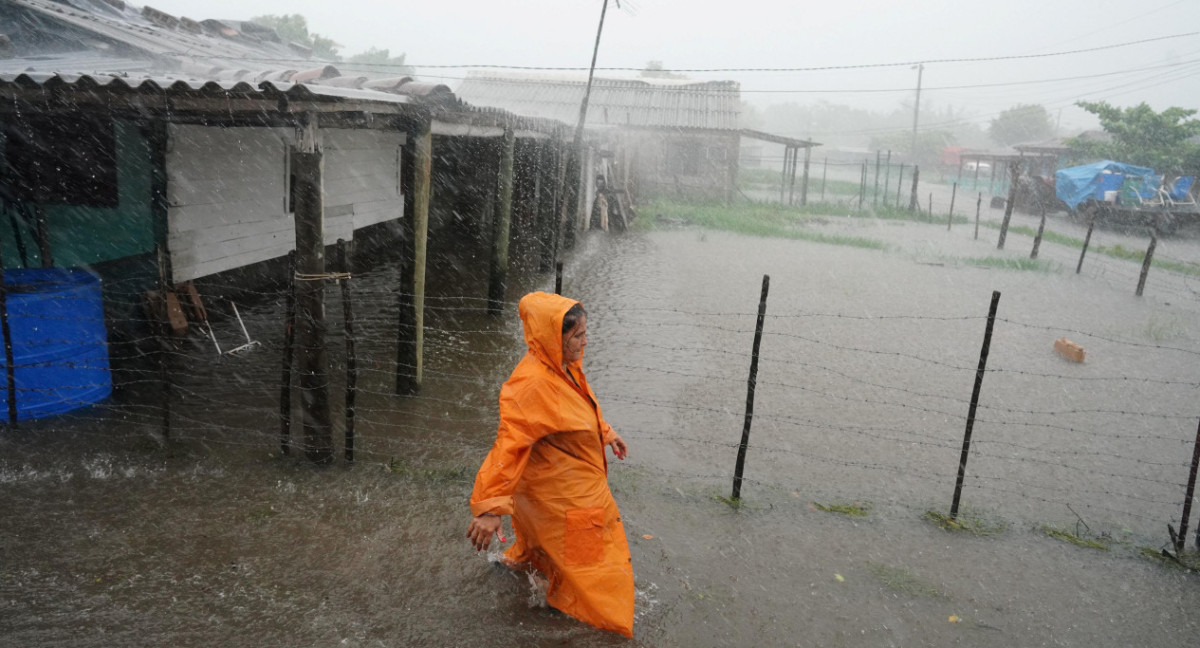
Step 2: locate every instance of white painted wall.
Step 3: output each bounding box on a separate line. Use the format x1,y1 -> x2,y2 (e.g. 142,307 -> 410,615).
166,125 -> 407,282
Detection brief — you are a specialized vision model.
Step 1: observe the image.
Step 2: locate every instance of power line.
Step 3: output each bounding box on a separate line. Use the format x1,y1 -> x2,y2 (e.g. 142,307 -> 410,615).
402,31 -> 1200,73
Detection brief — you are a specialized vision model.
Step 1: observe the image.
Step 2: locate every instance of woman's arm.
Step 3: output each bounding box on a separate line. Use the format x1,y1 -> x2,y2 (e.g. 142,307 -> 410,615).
466,513 -> 503,552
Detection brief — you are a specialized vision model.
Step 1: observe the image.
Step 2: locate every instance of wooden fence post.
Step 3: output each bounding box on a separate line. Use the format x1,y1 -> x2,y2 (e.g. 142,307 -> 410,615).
950,290 -> 1001,521
732,274 -> 770,502
1030,202 -> 1047,259
997,161 -> 1020,250
489,126 -> 516,315
1136,227 -> 1158,297
339,239 -> 357,464
292,115 -> 332,465
909,165 -> 920,212
279,251 -> 296,455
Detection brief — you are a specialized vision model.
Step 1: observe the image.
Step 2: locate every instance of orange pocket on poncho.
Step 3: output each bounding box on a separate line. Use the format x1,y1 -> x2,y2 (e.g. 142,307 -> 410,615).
564,507 -> 605,566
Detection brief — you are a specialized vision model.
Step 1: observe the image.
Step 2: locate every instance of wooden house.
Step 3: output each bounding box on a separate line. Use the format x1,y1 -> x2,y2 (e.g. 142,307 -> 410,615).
0,0 -> 572,402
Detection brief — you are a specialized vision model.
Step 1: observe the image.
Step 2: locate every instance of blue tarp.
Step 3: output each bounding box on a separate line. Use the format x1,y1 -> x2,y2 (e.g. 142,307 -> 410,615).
1054,160 -> 1157,209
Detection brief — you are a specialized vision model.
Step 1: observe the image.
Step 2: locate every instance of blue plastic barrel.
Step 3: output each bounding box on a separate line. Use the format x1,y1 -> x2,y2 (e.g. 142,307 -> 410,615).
0,268 -> 112,420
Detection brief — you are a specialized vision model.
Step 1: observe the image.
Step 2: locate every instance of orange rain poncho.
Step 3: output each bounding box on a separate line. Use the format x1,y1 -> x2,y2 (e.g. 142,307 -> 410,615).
470,292 -> 634,637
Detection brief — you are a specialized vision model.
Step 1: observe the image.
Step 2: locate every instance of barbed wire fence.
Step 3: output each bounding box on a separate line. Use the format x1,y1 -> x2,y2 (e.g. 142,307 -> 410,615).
2,254 -> 1198,557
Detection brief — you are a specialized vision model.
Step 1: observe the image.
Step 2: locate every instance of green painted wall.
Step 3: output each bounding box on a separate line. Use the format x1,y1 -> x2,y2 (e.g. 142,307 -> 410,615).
0,118 -> 156,270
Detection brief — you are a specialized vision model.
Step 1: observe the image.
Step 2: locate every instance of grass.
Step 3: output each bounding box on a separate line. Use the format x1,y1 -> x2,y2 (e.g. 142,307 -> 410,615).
813,501 -> 872,517
962,256 -> 1055,272
866,562 -> 945,598
636,198 -> 977,251
923,510 -> 1008,536
1042,525 -> 1110,551
1138,546 -> 1200,571
980,221 -> 1200,277
641,199 -> 887,249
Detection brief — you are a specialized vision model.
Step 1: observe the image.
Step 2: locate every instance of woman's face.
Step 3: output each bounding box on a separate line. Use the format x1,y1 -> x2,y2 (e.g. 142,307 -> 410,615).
562,314 -> 588,365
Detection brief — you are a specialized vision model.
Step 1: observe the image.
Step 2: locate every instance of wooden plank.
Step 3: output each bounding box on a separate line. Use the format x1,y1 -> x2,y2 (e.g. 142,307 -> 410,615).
169,217 -> 294,250
168,201 -> 289,233
168,177 -> 285,208
173,241 -> 296,282
170,233 -> 295,275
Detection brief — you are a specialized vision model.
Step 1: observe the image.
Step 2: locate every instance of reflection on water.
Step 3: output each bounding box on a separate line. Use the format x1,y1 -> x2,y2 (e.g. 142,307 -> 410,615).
2,226 -> 1200,646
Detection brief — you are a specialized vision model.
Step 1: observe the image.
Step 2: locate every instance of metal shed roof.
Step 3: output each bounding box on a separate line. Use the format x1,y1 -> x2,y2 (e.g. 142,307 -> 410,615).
455,71 -> 741,131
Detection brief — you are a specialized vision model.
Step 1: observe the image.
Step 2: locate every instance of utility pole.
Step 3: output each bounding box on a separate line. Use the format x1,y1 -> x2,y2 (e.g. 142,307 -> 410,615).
568,0 -> 611,236
910,63 -> 924,161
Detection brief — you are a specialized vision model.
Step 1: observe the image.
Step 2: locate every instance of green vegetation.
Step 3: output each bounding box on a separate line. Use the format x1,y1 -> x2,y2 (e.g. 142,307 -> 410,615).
1042,526 -> 1110,550
979,222 -> 1200,277
814,501 -> 872,517
1070,101 -> 1200,173
1138,546 -> 1200,571
866,562 -> 945,598
963,256 -> 1054,272
923,510 -> 1008,536
641,200 -> 886,249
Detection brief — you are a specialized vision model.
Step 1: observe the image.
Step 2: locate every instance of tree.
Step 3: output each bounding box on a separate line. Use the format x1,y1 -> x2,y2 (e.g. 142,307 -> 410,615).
988,104 -> 1055,146
251,14 -> 342,61
1069,101 -> 1200,174
345,48 -> 415,75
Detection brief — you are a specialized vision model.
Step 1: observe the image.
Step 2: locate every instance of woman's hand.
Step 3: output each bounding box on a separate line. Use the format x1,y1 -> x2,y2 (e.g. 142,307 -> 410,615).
467,514 -> 503,552
607,434 -> 628,460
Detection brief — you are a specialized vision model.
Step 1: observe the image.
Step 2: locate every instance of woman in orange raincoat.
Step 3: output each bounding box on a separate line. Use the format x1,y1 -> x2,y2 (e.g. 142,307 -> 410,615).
466,292 -> 634,637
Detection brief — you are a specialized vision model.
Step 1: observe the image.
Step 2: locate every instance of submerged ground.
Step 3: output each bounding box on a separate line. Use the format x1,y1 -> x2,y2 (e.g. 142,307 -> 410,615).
2,199 -> 1199,647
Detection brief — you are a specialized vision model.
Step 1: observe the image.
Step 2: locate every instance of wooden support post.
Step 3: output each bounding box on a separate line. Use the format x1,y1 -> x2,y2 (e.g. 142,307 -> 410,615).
155,244 -> 171,440
396,115 -> 432,396
489,126 -> 516,315
555,261 -> 563,295
537,141 -> 556,273
550,135 -> 568,270
339,239 -> 357,464
882,150 -> 892,209
787,147 -> 799,206
732,274 -> 770,502
1031,203 -> 1047,259
948,182 -> 958,230
997,161 -> 1019,249
896,164 -> 905,207
909,165 -> 920,211
950,290 -> 1001,521
928,192 -> 933,221
779,145 -> 790,204
800,146 -> 812,207
858,161 -> 866,210
1136,227 -> 1157,297
292,115 -> 332,465
974,193 -> 982,240
873,149 -> 881,209
821,156 -> 827,202
279,251 -> 296,455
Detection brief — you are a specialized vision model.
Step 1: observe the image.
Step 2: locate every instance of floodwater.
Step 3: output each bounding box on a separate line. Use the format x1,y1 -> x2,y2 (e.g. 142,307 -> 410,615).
2,208 -> 1200,647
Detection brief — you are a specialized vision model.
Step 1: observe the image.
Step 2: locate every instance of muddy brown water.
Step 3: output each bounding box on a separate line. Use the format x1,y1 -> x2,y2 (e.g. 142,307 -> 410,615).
2,213 -> 1199,647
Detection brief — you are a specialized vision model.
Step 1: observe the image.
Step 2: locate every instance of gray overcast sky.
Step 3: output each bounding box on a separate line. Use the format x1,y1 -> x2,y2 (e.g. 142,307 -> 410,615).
149,0 -> 1200,134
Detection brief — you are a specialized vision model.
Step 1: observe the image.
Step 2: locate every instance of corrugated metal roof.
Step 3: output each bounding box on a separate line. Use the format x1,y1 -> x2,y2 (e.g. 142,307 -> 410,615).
454,72 -> 741,131
0,71 -> 416,107
0,1 -> 575,134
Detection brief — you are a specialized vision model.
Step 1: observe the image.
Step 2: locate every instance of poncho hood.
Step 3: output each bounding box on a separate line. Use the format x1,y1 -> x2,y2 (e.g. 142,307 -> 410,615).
518,291 -> 582,373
